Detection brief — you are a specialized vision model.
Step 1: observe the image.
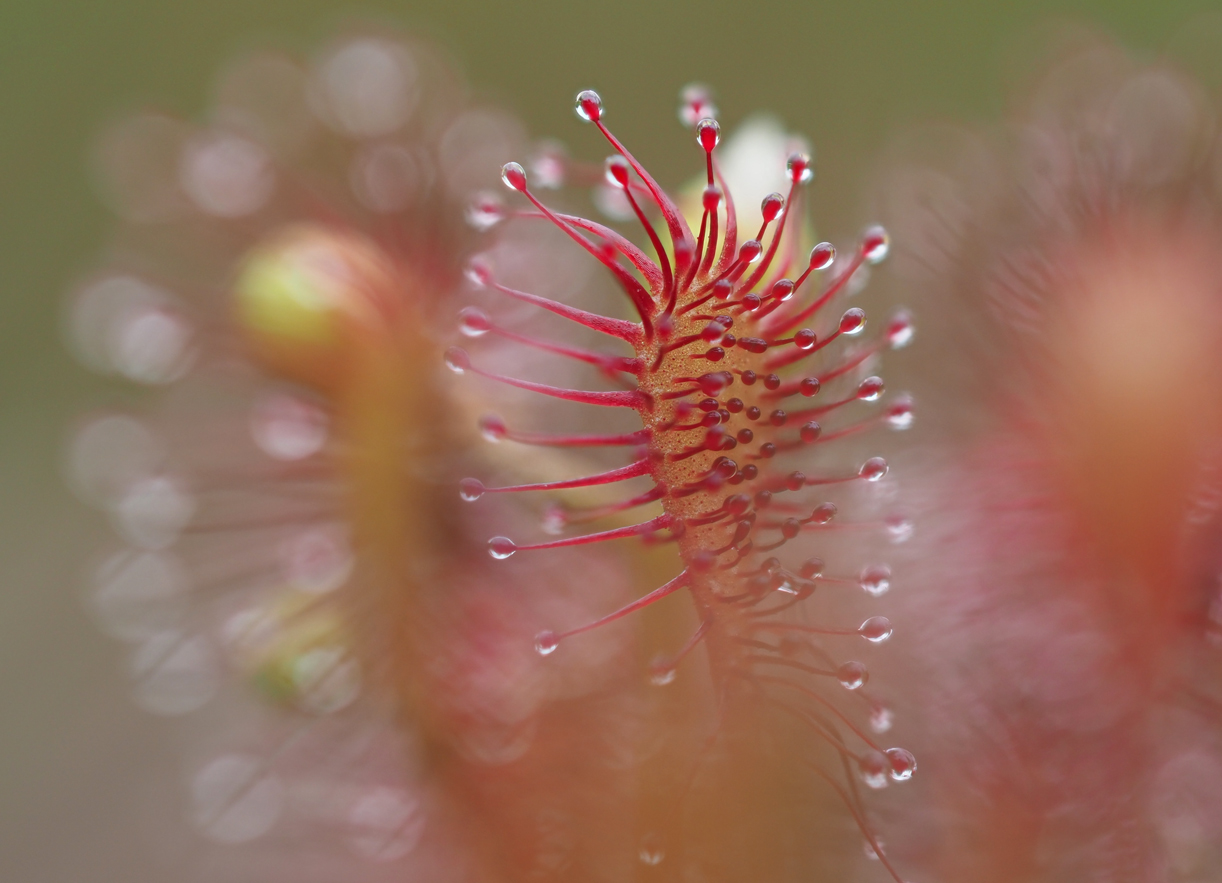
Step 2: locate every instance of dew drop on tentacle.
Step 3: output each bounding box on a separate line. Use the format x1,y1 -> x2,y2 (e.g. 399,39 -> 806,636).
649,660 -> 677,686
837,661 -> 869,690
465,191 -> 505,231
488,536 -> 516,559
534,630 -> 559,656
760,191 -> 785,223
869,704 -> 895,734
500,161 -> 527,192
859,457 -> 888,482
604,154 -> 631,188
840,307 -> 867,336
810,502 -> 838,524
859,750 -> 890,790
861,224 -> 890,263
479,413 -> 507,442
458,306 -> 492,337
859,564 -> 892,597
638,831 -> 665,865
886,310 -> 915,349
465,257 -> 493,288
800,557 -> 825,578
886,396 -> 915,430
444,347 -> 470,374
696,118 -> 721,151
787,151 -> 814,185
810,241 -> 836,270
857,376 -> 885,401
885,747 -> 917,781
541,503 -> 568,535
739,239 -> 763,264
678,83 -> 717,127
574,89 -> 603,122
859,616 -> 894,643
885,516 -> 914,543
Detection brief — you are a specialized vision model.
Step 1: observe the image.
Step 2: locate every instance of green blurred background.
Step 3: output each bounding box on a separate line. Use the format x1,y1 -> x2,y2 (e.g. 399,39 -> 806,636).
2,0 -> 1218,879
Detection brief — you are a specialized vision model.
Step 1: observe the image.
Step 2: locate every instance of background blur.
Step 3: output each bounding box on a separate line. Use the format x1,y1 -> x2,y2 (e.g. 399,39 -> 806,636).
2,0 -> 1219,880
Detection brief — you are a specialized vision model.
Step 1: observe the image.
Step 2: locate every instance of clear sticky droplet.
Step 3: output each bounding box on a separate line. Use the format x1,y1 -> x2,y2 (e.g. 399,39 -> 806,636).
840,307 -> 867,336
541,503 -> 567,535
759,197 -> 784,230
575,89 -> 603,122
465,191 -> 505,231
809,242 -> 835,270
464,258 -> 493,288
886,516 -> 914,544
886,747 -> 917,781
787,151 -> 814,184
649,665 -> 677,686
859,616 -> 893,643
859,564 -> 892,597
810,502 -> 837,525
638,832 -> 665,865
836,661 -> 868,690
869,704 -> 894,734
800,557 -> 824,578
696,118 -> 721,152
861,225 -> 890,263
857,376 -> 885,401
859,457 -> 888,482
488,536 -> 516,559
678,83 -> 717,127
886,396 -> 915,431
500,161 -> 527,192
444,347 -> 471,374
458,306 -> 492,337
479,414 -> 507,442
604,154 -> 631,188
859,750 -> 890,790
887,310 -> 915,349
534,630 -> 558,656
459,478 -> 485,502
